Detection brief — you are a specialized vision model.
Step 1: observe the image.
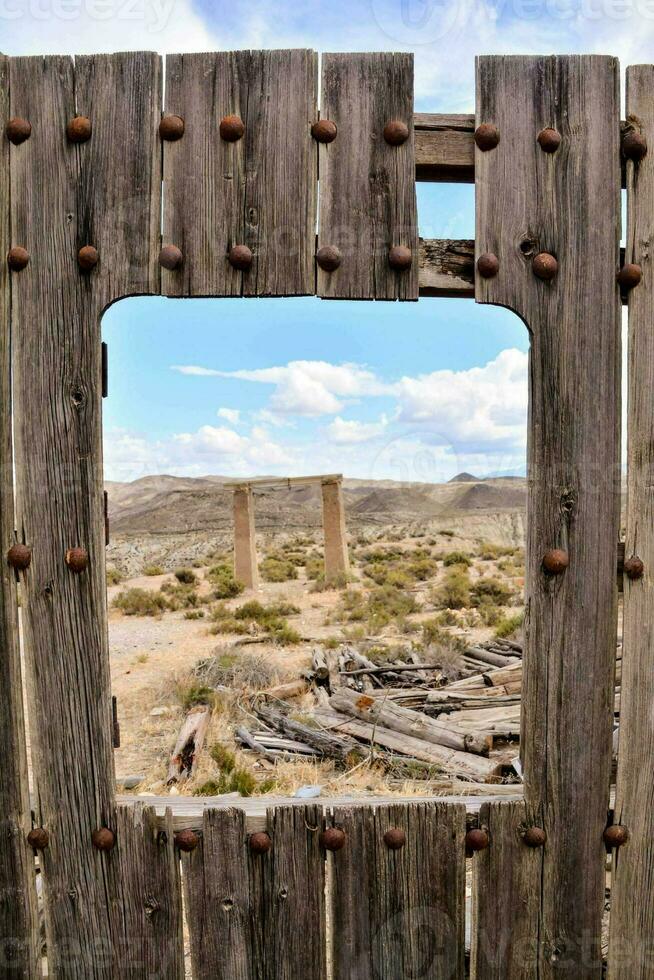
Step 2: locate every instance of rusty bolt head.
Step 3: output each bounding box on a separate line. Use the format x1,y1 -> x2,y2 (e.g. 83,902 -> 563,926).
228,244 -> 253,271
219,114 -> 245,142
383,828 -> 406,850
249,831 -> 272,855
474,123 -> 500,151
533,252 -> 558,281
8,543 -> 31,571
316,245 -> 342,273
65,547 -> 88,573
27,827 -> 49,851
78,245 -> 99,271
6,117 -> 32,145
66,116 -> 92,143
383,120 -> 409,146
604,824 -> 629,848
465,828 -> 490,854
311,119 -> 337,144
617,263 -> 642,290
542,549 -> 569,575
623,129 -> 647,163
175,829 -> 200,852
7,247 -> 29,271
320,827 -> 346,852
388,246 -> 412,271
624,555 -> 644,580
159,114 -> 185,141
523,826 -> 546,848
159,245 -> 183,271
537,128 -> 561,153
92,827 -> 115,852
477,253 -> 499,279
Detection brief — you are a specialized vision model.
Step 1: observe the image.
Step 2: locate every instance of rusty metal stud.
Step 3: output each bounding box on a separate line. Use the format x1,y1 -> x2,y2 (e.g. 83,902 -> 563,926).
474,123 -> 500,151
523,826 -> 546,848
477,253 -> 499,279
6,117 -> 31,145
320,827 -> 346,852
311,119 -> 337,144
617,263 -> 642,290
78,245 -> 99,271
27,827 -> 49,851
622,129 -> 647,163
533,252 -> 558,281
316,245 -> 342,273
159,114 -> 185,141
175,829 -> 200,852
604,824 -> 629,849
228,244 -> 253,271
465,828 -> 490,854
383,828 -> 406,850
92,827 -> 115,852
7,247 -> 29,271
542,548 -> 569,575
383,120 -> 409,146
8,543 -> 31,571
65,547 -> 88,574
159,245 -> 183,271
66,116 -> 92,143
537,128 -> 561,153
249,831 -> 272,854
624,555 -> 644,580
388,246 -> 412,271
219,114 -> 245,142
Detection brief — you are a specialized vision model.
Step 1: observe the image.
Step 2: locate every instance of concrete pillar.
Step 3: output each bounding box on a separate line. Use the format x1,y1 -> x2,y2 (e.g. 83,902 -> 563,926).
321,479 -> 350,582
233,485 -> 258,590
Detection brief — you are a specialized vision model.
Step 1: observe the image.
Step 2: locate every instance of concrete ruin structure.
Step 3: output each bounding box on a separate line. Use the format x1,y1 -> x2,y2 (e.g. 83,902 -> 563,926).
228,474 -> 350,590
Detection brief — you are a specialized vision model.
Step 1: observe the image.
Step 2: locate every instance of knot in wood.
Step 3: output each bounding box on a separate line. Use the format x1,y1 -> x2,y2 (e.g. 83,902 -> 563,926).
320,827 -> 346,852
6,117 -> 31,145
159,114 -> 185,141
249,831 -> 272,855
219,114 -> 245,142
66,116 -> 92,143
311,119 -> 337,143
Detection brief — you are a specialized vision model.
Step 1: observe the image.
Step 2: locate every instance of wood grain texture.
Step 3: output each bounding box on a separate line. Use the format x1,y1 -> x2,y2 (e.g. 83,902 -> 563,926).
163,50 -> 317,298
471,801 -> 540,979
609,65 -> 654,980
329,801 -> 465,979
476,56 -> 621,977
184,805 -> 325,979
318,53 -> 418,300
0,52 -> 40,978
418,238 -> 474,297
9,52 -> 161,977
414,113 -> 475,183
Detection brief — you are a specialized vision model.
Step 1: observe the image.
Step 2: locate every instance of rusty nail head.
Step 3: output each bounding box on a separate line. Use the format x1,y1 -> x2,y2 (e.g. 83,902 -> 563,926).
542,549 -> 569,575
159,114 -> 185,141
7,247 -> 29,271
624,555 -> 644,580
623,129 -> 647,163
228,244 -> 253,271
465,828 -> 490,854
8,543 -> 31,571
67,116 -> 92,143
78,245 -> 99,271
6,117 -> 32,145
27,827 -> 49,851
533,252 -> 558,281
523,826 -> 546,848
604,824 -> 629,848
320,827 -> 346,852
316,245 -> 342,273
537,128 -> 561,153
383,828 -> 406,850
383,120 -> 409,146
477,253 -> 499,279
311,119 -> 337,144
474,123 -> 500,151
175,829 -> 200,852
66,547 -> 88,573
159,245 -> 183,271
388,246 -> 412,271
249,831 -> 272,854
219,114 -> 245,142
92,827 -> 115,852
617,263 -> 642,290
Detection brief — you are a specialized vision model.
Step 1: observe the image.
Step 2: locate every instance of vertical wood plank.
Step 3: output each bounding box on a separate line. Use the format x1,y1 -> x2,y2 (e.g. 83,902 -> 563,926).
318,53 -> 418,300
476,55 -> 621,976
163,49 -> 317,298
0,52 -> 40,978
608,65 -> 654,980
330,802 -> 465,979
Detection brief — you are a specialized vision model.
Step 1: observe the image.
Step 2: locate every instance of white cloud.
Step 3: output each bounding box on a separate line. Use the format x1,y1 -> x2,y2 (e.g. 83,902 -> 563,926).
217,408 -> 241,425
326,415 -> 388,444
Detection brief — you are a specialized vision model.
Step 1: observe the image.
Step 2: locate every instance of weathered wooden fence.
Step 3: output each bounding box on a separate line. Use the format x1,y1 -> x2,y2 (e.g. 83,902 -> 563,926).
0,47 -> 648,978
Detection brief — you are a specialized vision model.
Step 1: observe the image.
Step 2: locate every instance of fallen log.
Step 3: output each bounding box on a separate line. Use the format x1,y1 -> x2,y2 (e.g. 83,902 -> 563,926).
258,678 -> 309,701
256,705 -> 361,763
235,726 -> 278,763
167,705 -> 211,784
465,646 -> 518,668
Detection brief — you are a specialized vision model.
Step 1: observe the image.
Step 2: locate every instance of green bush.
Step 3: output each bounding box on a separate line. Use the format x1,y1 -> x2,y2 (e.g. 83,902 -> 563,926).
208,563 -> 244,599
184,609 -> 205,620
112,588 -> 168,617
495,612 -> 524,638
432,568 -> 471,610
443,551 -> 472,568
471,577 -> 513,606
160,581 -> 202,610
174,567 -> 197,585
106,566 -> 123,585
176,681 -> 215,710
142,564 -> 164,576
260,556 -> 298,582
305,556 -> 324,580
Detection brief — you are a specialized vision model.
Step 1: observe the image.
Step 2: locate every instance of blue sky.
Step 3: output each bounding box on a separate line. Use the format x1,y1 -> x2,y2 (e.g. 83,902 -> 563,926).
1,0 -> 635,482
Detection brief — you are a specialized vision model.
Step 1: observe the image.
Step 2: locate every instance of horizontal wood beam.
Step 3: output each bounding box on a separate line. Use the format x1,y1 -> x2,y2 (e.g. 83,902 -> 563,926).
225,473 -> 343,489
